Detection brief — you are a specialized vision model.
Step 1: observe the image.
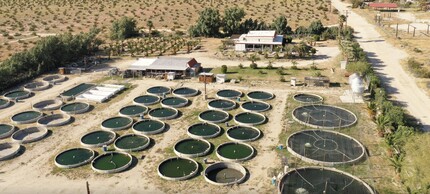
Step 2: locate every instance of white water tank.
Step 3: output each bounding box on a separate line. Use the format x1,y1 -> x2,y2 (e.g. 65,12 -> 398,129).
349,73 -> 365,94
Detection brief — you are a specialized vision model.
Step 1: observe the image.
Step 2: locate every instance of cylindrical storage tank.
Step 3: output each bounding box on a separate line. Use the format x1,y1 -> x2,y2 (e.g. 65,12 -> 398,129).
54,148 -> 95,168
207,99 -> 237,111
119,105 -> 148,117
246,91 -> 274,101
32,99 -> 63,111
133,95 -> 160,106
23,81 -> 50,92
0,98 -> 11,109
349,73 -> 365,94
198,110 -> 230,124
4,90 -> 32,100
91,152 -> 133,173
172,87 -> 199,97
10,110 -> 44,124
240,101 -> 271,112
132,119 -> 166,135
204,162 -> 248,186
216,89 -> 243,100
226,126 -> 261,142
160,96 -> 189,108
101,116 -> 133,131
0,142 -> 21,161
157,157 -> 199,181
148,107 -> 179,120
173,138 -> 211,158
11,126 -> 48,144
37,114 -> 72,127
60,102 -> 90,114
233,112 -> 266,126
146,86 -> 172,96
216,142 -> 254,162
187,123 -> 221,139
80,130 -> 116,148
0,124 -> 15,139
114,134 -> 151,152
43,74 -> 66,84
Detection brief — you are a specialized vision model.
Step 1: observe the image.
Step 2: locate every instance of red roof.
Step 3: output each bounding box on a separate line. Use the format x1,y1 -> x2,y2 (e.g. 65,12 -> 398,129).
369,3 -> 398,9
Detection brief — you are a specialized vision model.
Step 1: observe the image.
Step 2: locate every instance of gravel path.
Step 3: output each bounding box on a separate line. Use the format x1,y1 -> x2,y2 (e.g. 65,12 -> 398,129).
332,0 -> 430,131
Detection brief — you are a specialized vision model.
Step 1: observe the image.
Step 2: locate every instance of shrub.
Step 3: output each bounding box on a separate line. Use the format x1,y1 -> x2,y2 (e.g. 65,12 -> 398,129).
238,63 -> 244,69
291,65 -> 299,70
266,63 -> 274,69
250,63 -> 258,69
276,69 -> 284,75
221,65 -> 227,74
313,71 -> 322,77
279,76 -> 286,82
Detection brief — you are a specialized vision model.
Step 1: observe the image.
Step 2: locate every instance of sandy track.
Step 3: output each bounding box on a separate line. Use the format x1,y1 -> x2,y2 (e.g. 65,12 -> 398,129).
331,0 -> 430,131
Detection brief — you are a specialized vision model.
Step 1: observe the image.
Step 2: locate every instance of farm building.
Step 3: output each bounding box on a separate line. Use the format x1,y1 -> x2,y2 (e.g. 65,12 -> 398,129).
127,57 -> 201,78
233,30 -> 284,52
368,3 -> 399,10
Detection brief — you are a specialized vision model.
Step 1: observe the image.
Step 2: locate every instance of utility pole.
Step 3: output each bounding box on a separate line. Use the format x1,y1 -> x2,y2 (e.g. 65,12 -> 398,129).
344,10 -> 350,27
86,181 -> 90,194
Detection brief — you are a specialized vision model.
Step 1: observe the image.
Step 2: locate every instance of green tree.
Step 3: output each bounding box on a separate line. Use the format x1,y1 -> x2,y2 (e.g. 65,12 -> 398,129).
307,20 -> 325,35
110,17 -> 138,40
147,20 -> 154,34
222,7 -> 245,36
189,8 -> 221,37
248,54 -> 260,66
271,15 -> 291,35
221,65 -> 228,74
346,61 -> 371,75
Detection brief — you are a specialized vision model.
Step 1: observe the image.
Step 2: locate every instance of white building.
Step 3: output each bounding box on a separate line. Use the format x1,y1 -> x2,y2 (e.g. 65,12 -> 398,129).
233,30 -> 284,52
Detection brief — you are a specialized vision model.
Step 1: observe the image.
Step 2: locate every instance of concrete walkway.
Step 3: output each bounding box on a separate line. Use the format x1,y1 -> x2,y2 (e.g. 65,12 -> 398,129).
331,0 -> 430,131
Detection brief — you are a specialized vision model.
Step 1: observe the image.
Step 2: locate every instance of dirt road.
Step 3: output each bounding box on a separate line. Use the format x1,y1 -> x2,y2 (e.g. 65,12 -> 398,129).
331,0 -> 430,131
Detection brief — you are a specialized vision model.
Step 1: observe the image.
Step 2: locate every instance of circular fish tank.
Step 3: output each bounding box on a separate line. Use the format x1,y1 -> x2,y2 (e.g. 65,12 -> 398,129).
187,123 -> 221,139
0,124 -> 15,139
0,98 -> 11,109
234,112 -> 266,126
148,107 -> 178,120
60,102 -> 90,114
216,89 -> 242,100
247,91 -> 274,101
23,81 -> 50,92
11,110 -> 43,124
174,138 -> 211,158
91,152 -> 133,173
119,105 -> 148,117
204,162 -> 247,186
292,105 -> 358,129
278,167 -> 375,194
132,119 -> 166,135
198,110 -> 230,124
147,86 -> 171,96
172,87 -> 199,97
80,130 -> 116,148
114,134 -> 150,152
287,130 -> 366,166
43,74 -> 66,84
0,142 -> 21,161
101,116 -> 133,131
133,94 -> 160,106
4,90 -> 31,100
54,148 -> 95,168
161,96 -> 189,108
37,114 -> 71,127
11,126 -> 48,144
158,157 -> 199,181
32,99 -> 63,111
293,93 -> 323,104
226,126 -> 261,142
241,101 -> 271,112
216,142 -> 254,162
208,99 -> 237,111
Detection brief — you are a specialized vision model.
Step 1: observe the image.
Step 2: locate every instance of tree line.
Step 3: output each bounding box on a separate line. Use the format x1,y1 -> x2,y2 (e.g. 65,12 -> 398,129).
0,29 -> 101,93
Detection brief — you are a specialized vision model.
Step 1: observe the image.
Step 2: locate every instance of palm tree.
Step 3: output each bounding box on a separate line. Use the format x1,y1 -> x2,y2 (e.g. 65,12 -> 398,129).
247,54 -> 260,65
375,115 -> 391,137
147,20 -> 154,34
339,15 -> 347,36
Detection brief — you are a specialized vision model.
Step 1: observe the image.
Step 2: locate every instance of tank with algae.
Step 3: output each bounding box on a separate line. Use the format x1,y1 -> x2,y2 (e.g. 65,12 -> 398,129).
174,138 -> 211,158
226,126 -> 261,142
11,126 -> 48,144
114,134 -> 150,152
32,99 -> 63,111
61,83 -> 95,99
208,99 -> 236,111
4,90 -> 31,100
54,148 -> 95,168
37,114 -> 71,127
158,157 -> 199,181
148,107 -> 178,120
43,74 -> 66,84
119,105 -> 148,117
80,130 -> 116,148
0,98 -> 11,109
11,110 -> 43,124
91,152 -> 133,173
198,110 -> 230,124
161,96 -> 189,108
101,116 -> 133,131
60,102 -> 90,114
246,91 -> 274,101
216,89 -> 242,100
24,81 -> 50,92
132,119 -> 165,135
146,86 -> 171,96
234,112 -> 266,126
216,142 -> 254,162
293,93 -> 323,103
241,101 -> 271,112
0,142 -> 21,161
187,122 -> 221,139
133,94 -> 160,106
0,124 -> 15,139
172,87 -> 199,97
204,162 -> 248,186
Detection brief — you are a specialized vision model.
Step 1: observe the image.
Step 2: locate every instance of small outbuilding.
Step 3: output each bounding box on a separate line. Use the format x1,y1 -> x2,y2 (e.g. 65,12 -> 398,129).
199,73 -> 214,83
126,57 -> 201,78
